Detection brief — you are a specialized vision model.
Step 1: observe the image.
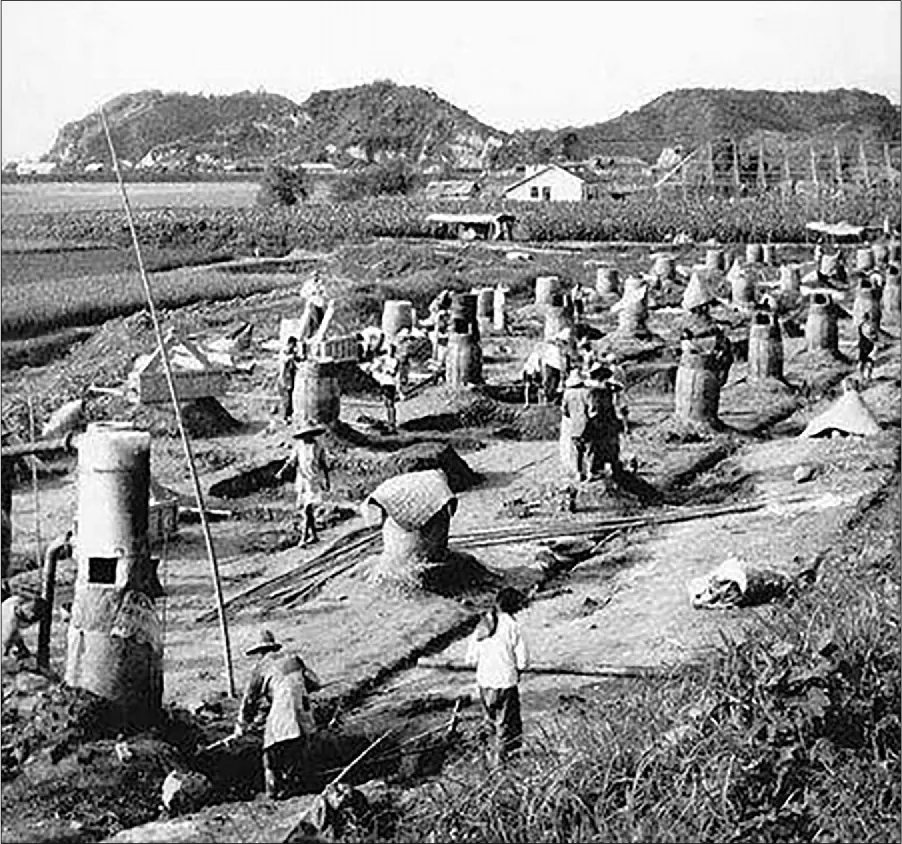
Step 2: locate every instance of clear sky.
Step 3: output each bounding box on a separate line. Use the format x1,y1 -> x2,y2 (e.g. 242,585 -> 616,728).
1,0 -> 900,161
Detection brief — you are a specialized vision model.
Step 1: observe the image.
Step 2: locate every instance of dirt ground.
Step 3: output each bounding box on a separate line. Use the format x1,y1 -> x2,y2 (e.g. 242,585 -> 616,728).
2,239 -> 900,842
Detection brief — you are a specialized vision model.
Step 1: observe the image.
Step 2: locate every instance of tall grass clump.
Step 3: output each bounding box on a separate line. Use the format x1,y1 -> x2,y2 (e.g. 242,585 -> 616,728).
394,477 -> 900,843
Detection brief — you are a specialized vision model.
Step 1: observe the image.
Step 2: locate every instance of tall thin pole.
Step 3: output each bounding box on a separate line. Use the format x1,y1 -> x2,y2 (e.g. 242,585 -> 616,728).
757,141 -> 767,192
98,107 -> 235,697
732,139 -> 741,196
707,140 -> 715,195
859,139 -> 870,189
834,142 -> 844,191
809,143 -> 819,195
26,395 -> 41,568
782,146 -> 792,202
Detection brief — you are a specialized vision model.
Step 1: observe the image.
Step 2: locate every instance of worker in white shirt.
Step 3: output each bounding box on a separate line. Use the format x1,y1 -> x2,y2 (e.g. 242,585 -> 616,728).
465,587 -> 530,765
2,594 -> 45,660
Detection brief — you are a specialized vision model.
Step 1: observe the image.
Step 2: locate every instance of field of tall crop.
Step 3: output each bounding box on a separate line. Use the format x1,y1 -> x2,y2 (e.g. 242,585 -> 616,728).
3,191 -> 900,254
1,266 -> 305,341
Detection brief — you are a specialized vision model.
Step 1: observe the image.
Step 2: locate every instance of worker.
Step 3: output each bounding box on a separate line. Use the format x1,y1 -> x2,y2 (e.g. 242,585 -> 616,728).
712,328 -> 735,386
233,630 -> 322,800
465,587 -> 530,766
540,333 -> 571,405
560,371 -> 598,483
571,284 -> 587,323
276,423 -> 331,547
370,343 -> 403,433
601,353 -> 630,436
521,348 -> 544,405
2,594 -> 45,660
585,364 -> 623,479
277,336 -> 302,424
857,313 -> 877,384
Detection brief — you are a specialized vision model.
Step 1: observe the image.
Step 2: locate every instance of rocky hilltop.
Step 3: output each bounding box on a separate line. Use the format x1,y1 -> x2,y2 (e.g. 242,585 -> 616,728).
45,82 -> 900,173
47,81 -> 507,173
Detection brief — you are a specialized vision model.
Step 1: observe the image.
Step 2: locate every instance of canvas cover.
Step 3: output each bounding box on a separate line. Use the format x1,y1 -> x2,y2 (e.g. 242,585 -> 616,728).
800,388 -> 881,438
682,271 -> 716,312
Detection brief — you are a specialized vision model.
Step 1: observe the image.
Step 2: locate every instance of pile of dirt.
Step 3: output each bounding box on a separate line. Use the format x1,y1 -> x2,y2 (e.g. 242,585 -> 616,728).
207,457 -> 285,499
492,403 -> 562,441
402,386 -> 551,436
212,437 -> 481,507
0,674 -> 233,843
367,441 -> 481,495
2,679 -> 125,781
129,396 -> 244,440
723,380 -> 802,431
336,359 -> 380,397
367,548 -> 499,600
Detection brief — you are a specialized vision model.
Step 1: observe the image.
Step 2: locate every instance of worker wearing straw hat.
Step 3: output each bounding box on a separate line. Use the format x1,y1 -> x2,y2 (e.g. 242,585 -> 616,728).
585,363 -> 623,480
276,423 -> 331,547
233,630 -> 322,799
560,370 -> 597,482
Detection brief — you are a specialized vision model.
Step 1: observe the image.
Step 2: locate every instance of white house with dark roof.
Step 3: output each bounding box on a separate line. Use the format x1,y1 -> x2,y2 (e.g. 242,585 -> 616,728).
503,163 -> 603,202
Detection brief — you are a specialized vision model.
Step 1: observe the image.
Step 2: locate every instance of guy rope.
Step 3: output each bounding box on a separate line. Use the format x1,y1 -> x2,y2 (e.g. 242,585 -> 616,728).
99,106 -> 236,697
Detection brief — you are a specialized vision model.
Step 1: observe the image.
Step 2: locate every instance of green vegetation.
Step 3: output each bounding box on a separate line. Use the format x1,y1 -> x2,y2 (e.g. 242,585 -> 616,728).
255,163 -> 308,207
333,160 -> 421,200
3,191 -> 899,255
1,266 -> 297,340
395,478 -> 900,842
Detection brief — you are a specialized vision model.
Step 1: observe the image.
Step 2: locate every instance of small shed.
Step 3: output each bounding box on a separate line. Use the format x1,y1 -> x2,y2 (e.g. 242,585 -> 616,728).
425,212 -> 516,241
129,331 -> 229,405
423,180 -> 482,201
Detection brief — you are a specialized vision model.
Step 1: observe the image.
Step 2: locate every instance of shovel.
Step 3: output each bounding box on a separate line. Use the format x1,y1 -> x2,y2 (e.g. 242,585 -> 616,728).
202,733 -> 239,752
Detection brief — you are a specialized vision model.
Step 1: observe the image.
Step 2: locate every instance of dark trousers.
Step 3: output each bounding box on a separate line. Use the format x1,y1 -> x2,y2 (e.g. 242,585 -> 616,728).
280,387 -> 293,422
542,366 -> 562,404
263,735 -> 307,797
479,686 -> 523,764
380,385 -> 397,431
573,435 -> 597,482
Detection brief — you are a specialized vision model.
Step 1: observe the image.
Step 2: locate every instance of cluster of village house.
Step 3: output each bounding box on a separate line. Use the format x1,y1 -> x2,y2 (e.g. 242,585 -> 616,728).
4,149 -> 679,203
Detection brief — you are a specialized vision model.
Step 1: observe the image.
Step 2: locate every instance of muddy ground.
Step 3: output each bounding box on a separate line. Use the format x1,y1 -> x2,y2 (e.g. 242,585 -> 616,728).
1,238 -> 900,843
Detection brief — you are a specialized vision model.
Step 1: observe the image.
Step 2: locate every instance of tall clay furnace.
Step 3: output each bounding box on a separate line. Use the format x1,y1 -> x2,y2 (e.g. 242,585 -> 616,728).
65,422 -> 164,721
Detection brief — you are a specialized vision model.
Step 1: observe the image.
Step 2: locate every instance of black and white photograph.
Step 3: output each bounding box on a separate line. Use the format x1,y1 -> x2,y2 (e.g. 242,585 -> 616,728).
1,2 -> 900,841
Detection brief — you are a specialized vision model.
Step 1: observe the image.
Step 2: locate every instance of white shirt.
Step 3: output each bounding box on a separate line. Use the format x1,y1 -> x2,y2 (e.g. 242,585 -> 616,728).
465,611 -> 529,689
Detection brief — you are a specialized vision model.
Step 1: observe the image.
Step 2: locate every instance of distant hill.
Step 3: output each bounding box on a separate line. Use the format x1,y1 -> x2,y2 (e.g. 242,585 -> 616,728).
491,88 -> 902,166
48,89 -> 308,171
43,83 -> 900,174
47,81 -> 507,173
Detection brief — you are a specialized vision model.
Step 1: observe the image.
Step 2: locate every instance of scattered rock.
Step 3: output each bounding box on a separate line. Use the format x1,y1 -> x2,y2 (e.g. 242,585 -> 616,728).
793,464 -> 818,483
161,769 -> 213,817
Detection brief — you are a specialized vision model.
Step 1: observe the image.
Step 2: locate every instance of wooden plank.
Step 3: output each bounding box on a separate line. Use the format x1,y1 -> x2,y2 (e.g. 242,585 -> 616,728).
417,656 -> 660,679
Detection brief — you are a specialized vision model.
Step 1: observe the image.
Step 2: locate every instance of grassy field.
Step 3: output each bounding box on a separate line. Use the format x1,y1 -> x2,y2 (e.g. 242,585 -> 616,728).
1,180 -> 259,214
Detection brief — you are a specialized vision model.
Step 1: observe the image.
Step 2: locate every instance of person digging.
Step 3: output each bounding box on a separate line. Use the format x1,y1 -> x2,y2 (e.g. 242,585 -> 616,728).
276,423 -> 331,547
232,629 -> 322,800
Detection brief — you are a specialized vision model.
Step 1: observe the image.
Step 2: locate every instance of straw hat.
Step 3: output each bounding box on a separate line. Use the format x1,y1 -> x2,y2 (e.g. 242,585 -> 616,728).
564,371 -> 583,388
586,363 -> 612,384
246,629 -> 283,656
291,422 -> 326,440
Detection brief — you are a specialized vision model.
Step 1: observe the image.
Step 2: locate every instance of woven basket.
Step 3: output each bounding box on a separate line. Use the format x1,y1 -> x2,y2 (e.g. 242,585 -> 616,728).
367,469 -> 455,531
